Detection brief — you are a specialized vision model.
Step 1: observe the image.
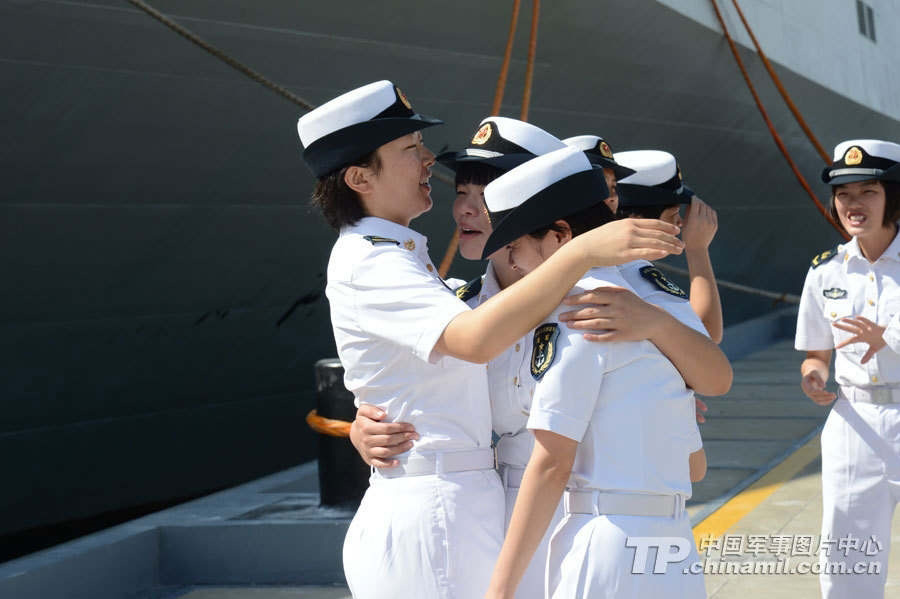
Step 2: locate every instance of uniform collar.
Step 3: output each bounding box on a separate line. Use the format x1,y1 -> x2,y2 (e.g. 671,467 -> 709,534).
345,216 -> 431,261
481,261 -> 502,301
843,228 -> 900,266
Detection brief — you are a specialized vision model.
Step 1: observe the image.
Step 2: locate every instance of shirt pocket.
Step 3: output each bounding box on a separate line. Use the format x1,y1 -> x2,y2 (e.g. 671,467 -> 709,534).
823,298 -> 860,354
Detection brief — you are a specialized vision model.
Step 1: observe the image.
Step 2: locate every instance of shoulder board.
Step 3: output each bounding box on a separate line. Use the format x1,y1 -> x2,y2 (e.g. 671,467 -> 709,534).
455,276 -> 483,302
810,246 -> 838,269
363,235 -> 400,245
639,266 -> 687,298
531,323 -> 560,380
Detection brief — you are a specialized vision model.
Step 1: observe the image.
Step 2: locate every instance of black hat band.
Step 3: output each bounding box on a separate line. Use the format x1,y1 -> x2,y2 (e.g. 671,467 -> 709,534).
618,183 -> 692,208
481,168 -> 609,259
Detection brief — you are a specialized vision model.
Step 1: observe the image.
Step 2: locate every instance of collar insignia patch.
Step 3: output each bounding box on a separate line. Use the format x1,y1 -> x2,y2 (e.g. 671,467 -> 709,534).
811,248 -> 837,268
844,146 -> 863,166
531,323 -> 560,380
455,276 -> 484,302
823,288 -> 848,300
599,141 -> 613,158
363,235 -> 399,245
396,87 -> 412,110
639,266 -> 687,298
472,123 -> 492,145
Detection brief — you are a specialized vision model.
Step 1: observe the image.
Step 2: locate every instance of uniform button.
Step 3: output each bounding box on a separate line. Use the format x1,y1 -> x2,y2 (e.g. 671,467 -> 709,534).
403,239 -> 416,251
869,299 -> 875,306
830,312 -> 837,318
515,343 -> 521,352
845,255 -> 850,262
513,376 -> 518,386
426,264 -> 434,272
872,376 -> 879,383
870,274 -> 875,281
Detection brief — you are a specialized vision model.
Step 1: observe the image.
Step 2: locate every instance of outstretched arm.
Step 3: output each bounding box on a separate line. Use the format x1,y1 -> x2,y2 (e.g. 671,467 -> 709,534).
485,429 -> 577,599
681,197 -> 723,343
436,219 -> 683,363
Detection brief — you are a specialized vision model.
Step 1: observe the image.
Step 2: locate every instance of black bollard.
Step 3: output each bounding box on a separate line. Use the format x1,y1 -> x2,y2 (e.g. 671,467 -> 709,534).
314,358 -> 370,508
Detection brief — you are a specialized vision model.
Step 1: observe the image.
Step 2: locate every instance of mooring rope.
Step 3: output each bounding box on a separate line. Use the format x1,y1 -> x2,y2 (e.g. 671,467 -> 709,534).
709,0 -> 849,241
655,262 -> 800,305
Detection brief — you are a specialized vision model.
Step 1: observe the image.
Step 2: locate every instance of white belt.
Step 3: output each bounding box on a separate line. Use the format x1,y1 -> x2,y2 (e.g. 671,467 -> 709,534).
375,448 -> 495,478
499,463 -> 526,489
564,489 -> 686,518
840,386 -> 900,405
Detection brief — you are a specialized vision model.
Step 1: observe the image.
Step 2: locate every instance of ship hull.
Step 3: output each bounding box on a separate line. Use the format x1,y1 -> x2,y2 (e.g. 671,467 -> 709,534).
1,0 -> 898,542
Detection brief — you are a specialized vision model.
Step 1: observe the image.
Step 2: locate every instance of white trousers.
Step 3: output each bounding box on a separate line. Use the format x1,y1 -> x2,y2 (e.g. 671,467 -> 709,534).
503,483 -> 565,599
819,398 -> 900,599
342,468 -> 505,599
547,511 -> 706,599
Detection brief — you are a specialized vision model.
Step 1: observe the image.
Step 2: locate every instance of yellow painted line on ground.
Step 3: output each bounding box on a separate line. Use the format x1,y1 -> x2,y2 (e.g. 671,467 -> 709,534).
693,433 -> 821,547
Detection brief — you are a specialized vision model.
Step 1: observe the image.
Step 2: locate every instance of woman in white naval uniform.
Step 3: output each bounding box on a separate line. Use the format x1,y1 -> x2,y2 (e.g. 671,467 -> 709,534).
480,147 -> 732,599
351,121 -> 649,599
796,139 -> 900,599
298,82 -> 685,599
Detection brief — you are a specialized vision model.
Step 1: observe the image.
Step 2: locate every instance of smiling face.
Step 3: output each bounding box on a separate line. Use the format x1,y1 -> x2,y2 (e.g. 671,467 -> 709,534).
366,131 -> 435,225
453,182 -> 493,260
602,167 -> 618,214
507,223 -> 572,276
832,180 -> 888,239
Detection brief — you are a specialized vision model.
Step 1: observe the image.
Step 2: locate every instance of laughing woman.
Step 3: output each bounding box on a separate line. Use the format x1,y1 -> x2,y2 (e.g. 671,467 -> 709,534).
297,81 -> 684,599
796,139 -> 900,599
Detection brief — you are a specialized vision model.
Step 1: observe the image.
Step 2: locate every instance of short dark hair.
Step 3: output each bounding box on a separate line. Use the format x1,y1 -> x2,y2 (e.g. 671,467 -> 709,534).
311,150 -> 382,230
455,162 -> 504,187
829,180 -> 900,235
617,204 -> 678,220
529,201 -> 617,240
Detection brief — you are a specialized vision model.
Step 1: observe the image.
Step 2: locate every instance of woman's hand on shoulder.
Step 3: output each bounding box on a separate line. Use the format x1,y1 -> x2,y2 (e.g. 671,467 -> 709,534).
574,219 -> 684,267
559,286 -> 668,342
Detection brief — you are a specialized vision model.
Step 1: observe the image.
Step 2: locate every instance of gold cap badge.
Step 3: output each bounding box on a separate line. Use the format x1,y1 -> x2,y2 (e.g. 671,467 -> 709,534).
598,141 -> 613,159
396,87 -> 412,110
472,123 -> 492,146
845,146 -> 863,166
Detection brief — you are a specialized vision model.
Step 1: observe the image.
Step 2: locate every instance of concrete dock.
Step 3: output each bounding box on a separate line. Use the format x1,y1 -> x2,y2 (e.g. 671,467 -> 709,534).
5,309 -> 900,598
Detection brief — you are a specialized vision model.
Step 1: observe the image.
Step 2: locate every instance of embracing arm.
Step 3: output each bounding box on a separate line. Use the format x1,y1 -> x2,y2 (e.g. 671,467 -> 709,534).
559,287 -> 731,396
485,430 -> 577,599
435,219 -> 683,363
689,449 -> 707,482
682,197 -> 723,343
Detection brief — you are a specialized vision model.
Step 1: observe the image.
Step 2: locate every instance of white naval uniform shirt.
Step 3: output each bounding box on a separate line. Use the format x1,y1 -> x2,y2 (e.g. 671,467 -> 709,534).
796,233 -> 900,389
459,263 -> 536,468
618,260 -> 710,337
527,267 -> 702,498
326,216 -> 493,452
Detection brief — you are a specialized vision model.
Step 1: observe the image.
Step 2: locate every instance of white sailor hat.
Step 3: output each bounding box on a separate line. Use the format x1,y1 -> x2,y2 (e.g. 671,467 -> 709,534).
614,150 -> 694,208
821,139 -> 900,185
480,146 -> 609,258
562,135 -> 635,180
297,80 -> 442,178
436,117 -> 566,172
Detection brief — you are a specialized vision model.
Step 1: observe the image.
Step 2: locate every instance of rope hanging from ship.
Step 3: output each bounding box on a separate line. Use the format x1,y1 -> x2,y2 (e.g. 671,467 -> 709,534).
709,0 -> 849,241
437,0 -> 540,278
126,2 -> 812,331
